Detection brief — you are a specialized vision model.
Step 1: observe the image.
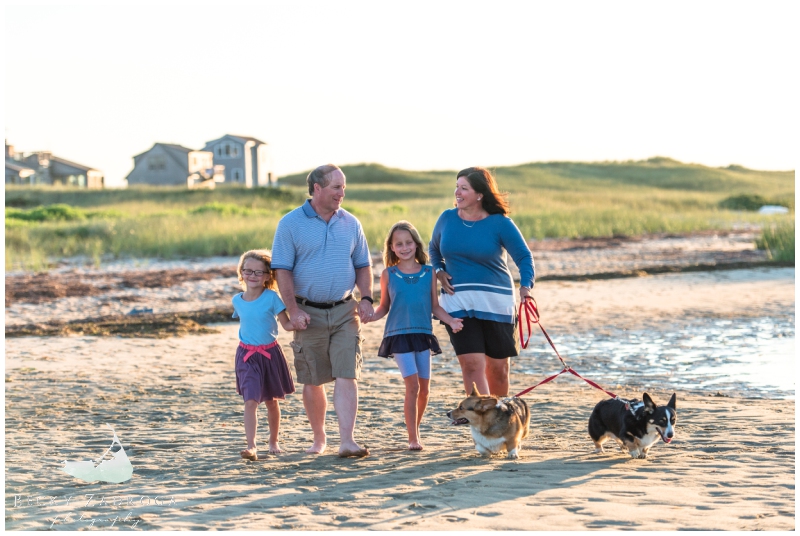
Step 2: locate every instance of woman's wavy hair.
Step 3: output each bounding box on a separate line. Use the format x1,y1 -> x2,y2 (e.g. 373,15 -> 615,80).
236,249 -> 277,291
455,166 -> 510,215
383,220 -> 429,267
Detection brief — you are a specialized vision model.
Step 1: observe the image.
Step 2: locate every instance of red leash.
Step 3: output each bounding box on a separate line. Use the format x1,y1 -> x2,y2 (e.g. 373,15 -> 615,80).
514,297 -> 618,399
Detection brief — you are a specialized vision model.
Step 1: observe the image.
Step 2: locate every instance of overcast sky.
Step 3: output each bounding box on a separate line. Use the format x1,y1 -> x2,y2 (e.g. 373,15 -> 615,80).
5,1 -> 797,187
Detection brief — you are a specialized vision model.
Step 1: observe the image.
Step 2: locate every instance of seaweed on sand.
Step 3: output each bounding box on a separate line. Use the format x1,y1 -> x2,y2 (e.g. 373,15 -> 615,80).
5,309 -> 235,339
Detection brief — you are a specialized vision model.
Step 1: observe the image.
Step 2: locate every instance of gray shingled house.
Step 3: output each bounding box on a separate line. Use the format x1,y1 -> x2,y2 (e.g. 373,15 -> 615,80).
203,134 -> 274,187
125,143 -> 223,187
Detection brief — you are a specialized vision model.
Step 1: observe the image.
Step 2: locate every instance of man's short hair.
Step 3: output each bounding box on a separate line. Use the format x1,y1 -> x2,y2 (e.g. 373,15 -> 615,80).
307,164 -> 342,196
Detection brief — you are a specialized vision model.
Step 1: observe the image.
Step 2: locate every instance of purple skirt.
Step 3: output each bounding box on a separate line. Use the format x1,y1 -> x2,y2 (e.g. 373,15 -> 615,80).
235,343 -> 295,402
378,332 -> 442,358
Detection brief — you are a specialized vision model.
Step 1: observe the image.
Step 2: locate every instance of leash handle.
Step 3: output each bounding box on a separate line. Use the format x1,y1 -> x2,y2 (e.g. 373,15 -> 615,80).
518,297 -> 539,349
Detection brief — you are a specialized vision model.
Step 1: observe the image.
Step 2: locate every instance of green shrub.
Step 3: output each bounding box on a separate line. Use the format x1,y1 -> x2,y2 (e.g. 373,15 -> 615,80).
6,204 -> 87,222
719,194 -> 785,211
756,222 -> 795,262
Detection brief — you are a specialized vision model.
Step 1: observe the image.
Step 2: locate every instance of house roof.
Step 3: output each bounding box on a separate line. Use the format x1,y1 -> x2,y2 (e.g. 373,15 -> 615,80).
203,134 -> 267,149
229,134 -> 266,145
49,155 -> 98,172
132,142 -> 195,159
5,159 -> 37,172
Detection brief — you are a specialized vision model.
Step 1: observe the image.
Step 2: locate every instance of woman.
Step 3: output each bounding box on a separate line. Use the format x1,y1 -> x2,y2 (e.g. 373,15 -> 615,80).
429,167 -> 534,396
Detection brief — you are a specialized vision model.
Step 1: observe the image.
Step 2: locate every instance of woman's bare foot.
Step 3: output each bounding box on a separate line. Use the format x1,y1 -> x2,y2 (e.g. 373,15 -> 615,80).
408,441 -> 423,451
269,442 -> 283,454
240,447 -> 258,461
305,440 -> 326,454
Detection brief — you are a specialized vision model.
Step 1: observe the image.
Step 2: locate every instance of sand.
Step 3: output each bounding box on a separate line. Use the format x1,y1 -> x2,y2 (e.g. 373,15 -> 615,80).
4,264 -> 795,530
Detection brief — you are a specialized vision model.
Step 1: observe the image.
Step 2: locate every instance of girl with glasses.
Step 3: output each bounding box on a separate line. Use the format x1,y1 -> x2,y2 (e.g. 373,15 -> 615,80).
233,249 -> 296,460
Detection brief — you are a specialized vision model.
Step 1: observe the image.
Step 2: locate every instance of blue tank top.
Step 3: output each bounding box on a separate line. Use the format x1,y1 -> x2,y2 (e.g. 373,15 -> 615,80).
383,265 -> 434,337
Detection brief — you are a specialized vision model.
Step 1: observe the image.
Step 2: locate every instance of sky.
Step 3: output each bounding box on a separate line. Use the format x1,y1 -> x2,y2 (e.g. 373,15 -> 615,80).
4,1 -> 797,187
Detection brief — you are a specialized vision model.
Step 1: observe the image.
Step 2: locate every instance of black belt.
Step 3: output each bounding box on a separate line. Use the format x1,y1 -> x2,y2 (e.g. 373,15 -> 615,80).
296,294 -> 353,309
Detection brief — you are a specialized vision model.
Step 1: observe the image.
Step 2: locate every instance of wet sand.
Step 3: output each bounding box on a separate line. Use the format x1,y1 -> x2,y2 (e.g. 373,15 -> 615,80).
4,265 -> 795,530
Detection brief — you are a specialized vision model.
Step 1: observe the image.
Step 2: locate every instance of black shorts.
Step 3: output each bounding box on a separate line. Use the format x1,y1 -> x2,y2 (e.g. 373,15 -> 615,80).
444,316 -> 519,359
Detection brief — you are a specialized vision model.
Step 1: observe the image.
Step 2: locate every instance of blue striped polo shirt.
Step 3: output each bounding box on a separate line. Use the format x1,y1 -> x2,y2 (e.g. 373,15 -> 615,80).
271,199 -> 372,303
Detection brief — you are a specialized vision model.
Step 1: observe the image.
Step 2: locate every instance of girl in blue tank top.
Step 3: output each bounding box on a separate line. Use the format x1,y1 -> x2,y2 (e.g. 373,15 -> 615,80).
367,221 -> 463,450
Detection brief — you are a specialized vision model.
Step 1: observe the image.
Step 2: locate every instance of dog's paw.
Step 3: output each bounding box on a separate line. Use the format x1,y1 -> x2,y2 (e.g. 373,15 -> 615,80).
629,450 -> 641,459
593,447 -> 604,454
638,452 -> 648,459
507,448 -> 520,459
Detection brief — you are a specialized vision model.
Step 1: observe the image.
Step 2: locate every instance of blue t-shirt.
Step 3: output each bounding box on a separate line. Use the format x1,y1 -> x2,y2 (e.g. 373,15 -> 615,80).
232,289 -> 286,345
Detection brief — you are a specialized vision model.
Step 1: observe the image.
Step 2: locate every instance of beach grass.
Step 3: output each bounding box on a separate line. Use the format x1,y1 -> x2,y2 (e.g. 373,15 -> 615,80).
756,222 -> 795,262
5,159 -> 794,270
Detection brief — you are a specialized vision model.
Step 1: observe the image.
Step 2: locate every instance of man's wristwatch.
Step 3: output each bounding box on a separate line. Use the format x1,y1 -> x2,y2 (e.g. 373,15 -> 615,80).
435,267 -> 445,274
360,296 -> 374,304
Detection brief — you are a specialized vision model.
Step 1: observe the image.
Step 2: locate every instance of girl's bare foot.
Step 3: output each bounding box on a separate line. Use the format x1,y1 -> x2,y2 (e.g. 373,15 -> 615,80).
408,441 -> 423,451
305,440 -> 326,454
240,447 -> 258,461
269,442 -> 283,454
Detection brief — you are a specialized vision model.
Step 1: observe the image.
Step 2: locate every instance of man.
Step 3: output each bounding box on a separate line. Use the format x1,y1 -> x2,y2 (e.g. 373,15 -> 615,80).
271,164 -> 374,457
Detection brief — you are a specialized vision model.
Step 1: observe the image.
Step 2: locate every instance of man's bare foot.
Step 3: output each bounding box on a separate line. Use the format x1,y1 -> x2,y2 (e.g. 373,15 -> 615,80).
269,442 -> 283,454
240,447 -> 258,461
305,440 -> 326,454
338,442 -> 370,458
408,441 -> 423,451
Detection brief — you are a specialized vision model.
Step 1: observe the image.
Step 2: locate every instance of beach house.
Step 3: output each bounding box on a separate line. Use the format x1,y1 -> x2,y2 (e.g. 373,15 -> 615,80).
5,141 -> 104,188
202,134 -> 274,187
125,143 -> 224,188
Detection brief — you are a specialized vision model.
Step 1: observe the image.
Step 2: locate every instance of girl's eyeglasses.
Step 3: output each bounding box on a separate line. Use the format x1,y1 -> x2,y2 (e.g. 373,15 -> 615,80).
242,269 -> 266,276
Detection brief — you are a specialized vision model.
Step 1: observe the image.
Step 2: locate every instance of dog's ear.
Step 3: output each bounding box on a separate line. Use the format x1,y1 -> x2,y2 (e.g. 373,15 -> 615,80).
667,393 -> 676,410
642,393 -> 656,412
470,383 -> 481,397
478,398 -> 497,413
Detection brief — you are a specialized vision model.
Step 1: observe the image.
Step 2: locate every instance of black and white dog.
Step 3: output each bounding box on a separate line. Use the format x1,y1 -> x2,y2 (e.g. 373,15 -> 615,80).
588,393 -> 677,459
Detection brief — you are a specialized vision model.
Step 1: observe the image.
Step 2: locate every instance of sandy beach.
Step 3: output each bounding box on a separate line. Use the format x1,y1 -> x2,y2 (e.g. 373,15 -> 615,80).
4,234 -> 795,530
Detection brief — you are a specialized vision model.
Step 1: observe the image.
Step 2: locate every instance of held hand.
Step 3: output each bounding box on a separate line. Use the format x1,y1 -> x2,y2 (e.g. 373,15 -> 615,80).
437,270 -> 455,295
291,310 -> 311,330
358,299 -> 374,323
448,317 -> 464,333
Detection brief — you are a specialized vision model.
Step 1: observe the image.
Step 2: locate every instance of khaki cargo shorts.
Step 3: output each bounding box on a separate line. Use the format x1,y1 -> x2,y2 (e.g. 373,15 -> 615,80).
289,300 -> 363,386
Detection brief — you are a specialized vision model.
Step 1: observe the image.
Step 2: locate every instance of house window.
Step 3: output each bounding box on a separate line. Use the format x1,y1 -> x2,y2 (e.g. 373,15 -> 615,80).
218,143 -> 240,158
148,155 -> 166,170
232,168 -> 243,182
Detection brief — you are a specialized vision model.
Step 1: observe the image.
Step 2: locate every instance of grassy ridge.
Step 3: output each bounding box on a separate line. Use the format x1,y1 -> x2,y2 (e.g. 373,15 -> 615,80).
5,159 -> 795,270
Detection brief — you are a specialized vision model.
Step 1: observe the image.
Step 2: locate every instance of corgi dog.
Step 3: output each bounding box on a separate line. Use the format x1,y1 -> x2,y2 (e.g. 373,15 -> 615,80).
588,392 -> 677,459
447,383 -> 531,459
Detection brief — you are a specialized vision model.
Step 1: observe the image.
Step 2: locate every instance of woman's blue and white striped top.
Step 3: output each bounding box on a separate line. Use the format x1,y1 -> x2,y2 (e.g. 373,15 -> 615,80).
429,208 -> 534,324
